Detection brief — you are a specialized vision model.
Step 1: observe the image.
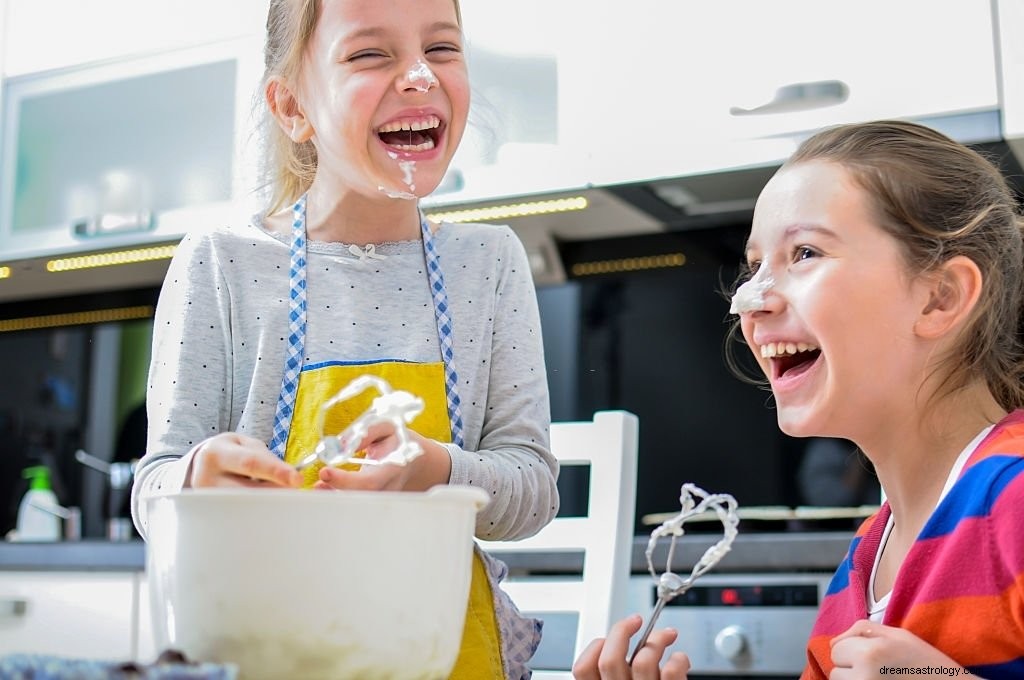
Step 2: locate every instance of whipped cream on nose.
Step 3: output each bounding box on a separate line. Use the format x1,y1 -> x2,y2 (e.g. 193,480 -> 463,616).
730,265 -> 774,314
406,59 -> 438,92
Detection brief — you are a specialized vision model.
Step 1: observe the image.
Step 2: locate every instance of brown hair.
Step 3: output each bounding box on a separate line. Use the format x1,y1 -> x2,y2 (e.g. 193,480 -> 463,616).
729,120 -> 1024,410
258,0 -> 463,216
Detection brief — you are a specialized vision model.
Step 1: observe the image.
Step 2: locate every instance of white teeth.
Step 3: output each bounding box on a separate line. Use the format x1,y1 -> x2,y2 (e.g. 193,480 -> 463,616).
759,342 -> 819,359
386,138 -> 435,152
377,115 -> 441,134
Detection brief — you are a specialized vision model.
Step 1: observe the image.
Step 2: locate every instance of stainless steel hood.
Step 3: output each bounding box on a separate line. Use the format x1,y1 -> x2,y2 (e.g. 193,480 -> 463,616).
484,109 -> 1023,288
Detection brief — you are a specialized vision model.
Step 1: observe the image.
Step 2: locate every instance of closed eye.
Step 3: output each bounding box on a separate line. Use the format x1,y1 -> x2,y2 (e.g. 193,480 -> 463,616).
347,50 -> 388,62
426,43 -> 462,59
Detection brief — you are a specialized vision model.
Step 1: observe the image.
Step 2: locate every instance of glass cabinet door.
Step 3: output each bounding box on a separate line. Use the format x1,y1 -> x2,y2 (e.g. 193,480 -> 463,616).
1,38 -> 262,260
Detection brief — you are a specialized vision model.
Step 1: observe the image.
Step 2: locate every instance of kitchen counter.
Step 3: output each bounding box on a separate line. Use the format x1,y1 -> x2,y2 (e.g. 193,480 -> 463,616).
0,531 -> 853,574
0,540 -> 146,571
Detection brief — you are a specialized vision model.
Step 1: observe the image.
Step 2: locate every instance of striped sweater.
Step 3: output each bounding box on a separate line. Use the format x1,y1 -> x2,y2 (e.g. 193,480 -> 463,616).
803,409 -> 1024,679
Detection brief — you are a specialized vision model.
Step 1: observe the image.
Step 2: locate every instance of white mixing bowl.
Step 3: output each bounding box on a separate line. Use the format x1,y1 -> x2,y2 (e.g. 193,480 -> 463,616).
145,485 -> 489,679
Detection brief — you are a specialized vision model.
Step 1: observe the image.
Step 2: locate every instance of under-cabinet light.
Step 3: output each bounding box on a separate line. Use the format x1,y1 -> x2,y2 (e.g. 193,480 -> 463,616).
571,252 -> 687,277
426,196 -> 588,223
0,305 -> 155,333
46,244 -> 177,273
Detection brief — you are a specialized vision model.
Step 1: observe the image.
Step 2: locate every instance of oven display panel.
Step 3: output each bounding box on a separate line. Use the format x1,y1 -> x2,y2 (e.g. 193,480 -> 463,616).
663,584 -> 819,608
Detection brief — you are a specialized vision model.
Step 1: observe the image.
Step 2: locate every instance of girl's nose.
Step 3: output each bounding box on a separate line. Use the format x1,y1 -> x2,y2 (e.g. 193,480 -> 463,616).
730,266 -> 776,315
399,58 -> 438,93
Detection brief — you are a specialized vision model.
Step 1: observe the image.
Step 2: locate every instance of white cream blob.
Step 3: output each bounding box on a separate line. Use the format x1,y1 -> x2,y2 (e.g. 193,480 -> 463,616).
729,265 -> 774,314
377,152 -> 418,200
399,160 -> 416,191
406,59 -> 439,92
377,185 -> 417,200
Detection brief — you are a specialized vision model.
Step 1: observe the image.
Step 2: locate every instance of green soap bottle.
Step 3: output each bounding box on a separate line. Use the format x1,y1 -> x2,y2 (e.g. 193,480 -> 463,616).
14,466 -> 61,541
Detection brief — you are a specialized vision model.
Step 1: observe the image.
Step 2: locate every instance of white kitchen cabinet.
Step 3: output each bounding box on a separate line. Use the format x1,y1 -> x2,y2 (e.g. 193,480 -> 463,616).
0,36 -> 264,260
2,0 -> 267,78
432,0 -> 1000,204
0,571 -> 136,660
586,0 -> 1000,185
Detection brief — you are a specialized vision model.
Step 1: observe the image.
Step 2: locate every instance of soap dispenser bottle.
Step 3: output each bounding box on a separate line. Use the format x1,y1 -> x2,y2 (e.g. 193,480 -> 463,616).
15,466 -> 62,541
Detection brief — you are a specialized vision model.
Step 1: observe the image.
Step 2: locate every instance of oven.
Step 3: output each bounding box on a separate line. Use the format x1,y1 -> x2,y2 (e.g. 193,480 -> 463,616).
626,572 -> 831,677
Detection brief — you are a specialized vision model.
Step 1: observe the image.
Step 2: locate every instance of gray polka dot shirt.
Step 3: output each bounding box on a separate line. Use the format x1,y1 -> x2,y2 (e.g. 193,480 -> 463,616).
132,218 -> 558,541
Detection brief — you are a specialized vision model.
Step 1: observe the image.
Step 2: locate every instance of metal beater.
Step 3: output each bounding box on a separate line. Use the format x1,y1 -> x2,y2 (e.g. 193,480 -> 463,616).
629,483 -> 740,664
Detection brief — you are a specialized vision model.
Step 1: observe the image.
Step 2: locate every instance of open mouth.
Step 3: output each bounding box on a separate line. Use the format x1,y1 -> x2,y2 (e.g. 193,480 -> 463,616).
761,342 -> 821,379
377,115 -> 442,153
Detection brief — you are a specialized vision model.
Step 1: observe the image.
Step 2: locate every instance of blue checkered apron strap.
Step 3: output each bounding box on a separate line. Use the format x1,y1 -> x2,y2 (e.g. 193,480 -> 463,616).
268,195 -> 308,459
421,215 -> 465,448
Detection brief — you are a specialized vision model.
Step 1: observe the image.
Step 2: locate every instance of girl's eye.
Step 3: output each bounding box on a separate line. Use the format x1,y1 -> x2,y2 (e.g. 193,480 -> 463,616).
794,246 -> 818,262
742,260 -> 761,281
426,43 -> 462,56
348,51 -> 387,62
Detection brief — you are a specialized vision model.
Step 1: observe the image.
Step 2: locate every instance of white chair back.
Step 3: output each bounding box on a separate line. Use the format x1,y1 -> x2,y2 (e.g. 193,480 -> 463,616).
479,410 -> 639,678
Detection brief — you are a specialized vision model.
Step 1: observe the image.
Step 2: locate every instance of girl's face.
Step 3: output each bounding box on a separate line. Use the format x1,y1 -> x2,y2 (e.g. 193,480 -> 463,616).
739,161 -> 934,442
296,0 -> 469,200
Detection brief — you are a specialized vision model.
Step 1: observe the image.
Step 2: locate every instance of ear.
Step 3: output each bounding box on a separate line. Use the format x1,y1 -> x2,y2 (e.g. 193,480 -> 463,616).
266,76 -> 314,143
914,255 -> 983,339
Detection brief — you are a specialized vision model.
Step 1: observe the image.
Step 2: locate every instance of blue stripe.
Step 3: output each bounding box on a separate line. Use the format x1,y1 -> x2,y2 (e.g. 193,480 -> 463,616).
967,656 -> 1024,679
920,455 -> 1023,539
302,358 -> 420,371
824,536 -> 859,596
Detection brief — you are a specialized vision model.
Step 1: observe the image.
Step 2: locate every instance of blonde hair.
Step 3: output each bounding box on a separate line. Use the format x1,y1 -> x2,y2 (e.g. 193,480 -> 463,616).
258,0 -> 463,216
727,120 -> 1024,410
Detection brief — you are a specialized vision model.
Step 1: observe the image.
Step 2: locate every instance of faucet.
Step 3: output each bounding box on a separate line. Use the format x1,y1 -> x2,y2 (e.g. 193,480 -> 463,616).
75,449 -> 136,541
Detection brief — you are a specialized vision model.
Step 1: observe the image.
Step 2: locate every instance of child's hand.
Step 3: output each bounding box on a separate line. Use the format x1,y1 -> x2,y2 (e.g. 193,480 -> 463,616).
830,619 -> 966,678
573,614 -> 690,680
314,424 -> 452,492
190,433 -> 302,488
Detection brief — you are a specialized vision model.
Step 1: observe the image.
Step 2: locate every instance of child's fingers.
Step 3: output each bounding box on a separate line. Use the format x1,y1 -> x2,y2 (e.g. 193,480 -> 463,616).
599,614 -> 644,668
661,651 -> 691,679
830,619 -> 874,646
630,627 -> 679,679
571,637 -> 607,680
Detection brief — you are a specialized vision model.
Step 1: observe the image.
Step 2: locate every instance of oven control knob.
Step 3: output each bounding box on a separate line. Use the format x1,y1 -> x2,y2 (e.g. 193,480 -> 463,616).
713,625 -> 748,660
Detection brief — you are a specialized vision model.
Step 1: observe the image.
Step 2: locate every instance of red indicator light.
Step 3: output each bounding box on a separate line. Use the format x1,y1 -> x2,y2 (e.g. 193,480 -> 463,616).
721,588 -> 741,605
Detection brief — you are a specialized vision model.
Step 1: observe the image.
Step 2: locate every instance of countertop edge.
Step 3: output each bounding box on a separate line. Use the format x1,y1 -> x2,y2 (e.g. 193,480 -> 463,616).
0,532 -> 853,574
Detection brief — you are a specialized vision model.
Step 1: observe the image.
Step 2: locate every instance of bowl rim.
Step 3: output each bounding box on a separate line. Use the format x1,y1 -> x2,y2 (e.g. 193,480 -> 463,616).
145,483 -> 490,509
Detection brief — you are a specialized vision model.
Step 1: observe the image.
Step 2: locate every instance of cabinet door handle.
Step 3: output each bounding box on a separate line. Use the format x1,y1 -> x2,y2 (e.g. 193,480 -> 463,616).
0,597 -> 28,617
730,80 -> 850,116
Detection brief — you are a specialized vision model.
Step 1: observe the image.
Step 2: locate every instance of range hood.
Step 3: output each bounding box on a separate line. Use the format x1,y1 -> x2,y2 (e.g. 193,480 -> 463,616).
432,108 -> 1024,288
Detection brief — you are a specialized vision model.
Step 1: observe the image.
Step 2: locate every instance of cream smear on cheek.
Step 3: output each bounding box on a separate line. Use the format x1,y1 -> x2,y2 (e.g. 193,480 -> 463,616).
730,265 -> 775,314
376,60 -> 438,201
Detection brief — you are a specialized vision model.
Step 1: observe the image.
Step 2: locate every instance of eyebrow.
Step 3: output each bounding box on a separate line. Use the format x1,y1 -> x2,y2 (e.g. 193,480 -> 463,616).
783,222 -> 840,240
343,21 -> 461,43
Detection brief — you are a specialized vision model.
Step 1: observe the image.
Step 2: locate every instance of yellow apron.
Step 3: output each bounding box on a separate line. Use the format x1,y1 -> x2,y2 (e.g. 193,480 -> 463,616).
284,359 -> 504,679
